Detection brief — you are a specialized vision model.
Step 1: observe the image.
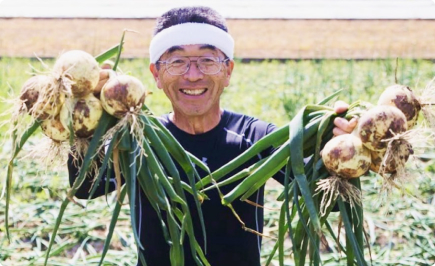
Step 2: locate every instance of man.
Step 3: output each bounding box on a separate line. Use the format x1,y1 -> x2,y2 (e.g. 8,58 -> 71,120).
69,6 -> 356,266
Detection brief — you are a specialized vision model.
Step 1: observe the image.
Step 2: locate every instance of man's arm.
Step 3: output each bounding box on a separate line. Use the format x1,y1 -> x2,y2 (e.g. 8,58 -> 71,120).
67,154 -> 120,199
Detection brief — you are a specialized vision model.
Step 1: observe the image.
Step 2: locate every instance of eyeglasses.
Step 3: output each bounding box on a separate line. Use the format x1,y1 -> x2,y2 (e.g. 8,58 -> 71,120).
157,56 -> 229,75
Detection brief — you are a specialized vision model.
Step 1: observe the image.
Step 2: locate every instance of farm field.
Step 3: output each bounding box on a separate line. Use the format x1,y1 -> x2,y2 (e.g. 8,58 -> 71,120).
1,57 -> 435,265
1,18 -> 435,59
1,18 -> 435,266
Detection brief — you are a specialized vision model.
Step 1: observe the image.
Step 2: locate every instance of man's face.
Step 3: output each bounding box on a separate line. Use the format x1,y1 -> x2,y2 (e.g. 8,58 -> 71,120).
150,44 -> 234,119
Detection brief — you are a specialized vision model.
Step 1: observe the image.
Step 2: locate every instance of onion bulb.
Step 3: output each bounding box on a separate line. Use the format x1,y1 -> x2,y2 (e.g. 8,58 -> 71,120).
100,75 -> 147,118
19,75 -> 65,120
322,134 -> 371,178
60,94 -> 103,138
53,50 -> 100,98
369,150 -> 383,173
357,105 -> 408,151
40,115 -> 70,142
378,84 -> 421,128
20,75 -> 44,112
370,139 -> 413,174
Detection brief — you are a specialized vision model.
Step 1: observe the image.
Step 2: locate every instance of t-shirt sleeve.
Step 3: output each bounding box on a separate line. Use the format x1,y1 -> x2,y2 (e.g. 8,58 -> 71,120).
67,149 -> 123,199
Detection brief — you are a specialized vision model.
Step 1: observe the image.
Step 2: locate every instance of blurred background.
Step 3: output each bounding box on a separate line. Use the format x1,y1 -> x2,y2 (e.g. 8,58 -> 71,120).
1,0 -> 435,59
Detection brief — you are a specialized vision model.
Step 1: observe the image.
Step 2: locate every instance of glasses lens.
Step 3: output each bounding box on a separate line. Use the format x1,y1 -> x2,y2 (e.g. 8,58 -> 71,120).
166,57 -> 189,75
164,57 -> 223,75
198,57 -> 220,74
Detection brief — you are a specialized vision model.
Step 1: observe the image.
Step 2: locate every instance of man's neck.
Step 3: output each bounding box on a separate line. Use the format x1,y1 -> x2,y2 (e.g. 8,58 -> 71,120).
170,109 -> 223,135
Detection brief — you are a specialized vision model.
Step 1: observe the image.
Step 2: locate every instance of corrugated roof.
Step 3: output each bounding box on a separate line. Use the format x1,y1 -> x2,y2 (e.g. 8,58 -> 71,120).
1,0 -> 435,19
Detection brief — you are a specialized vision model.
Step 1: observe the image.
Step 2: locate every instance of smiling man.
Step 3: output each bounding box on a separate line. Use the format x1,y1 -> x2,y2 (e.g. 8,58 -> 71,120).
145,9 -> 276,265
69,5 -> 356,266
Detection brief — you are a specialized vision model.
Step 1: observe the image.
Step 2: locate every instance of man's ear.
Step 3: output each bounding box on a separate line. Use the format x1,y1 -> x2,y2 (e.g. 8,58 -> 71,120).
150,63 -> 162,89
223,60 -> 235,87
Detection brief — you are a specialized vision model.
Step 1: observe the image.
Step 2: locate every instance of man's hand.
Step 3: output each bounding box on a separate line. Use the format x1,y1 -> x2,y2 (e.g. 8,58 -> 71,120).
332,100 -> 358,136
93,69 -> 114,97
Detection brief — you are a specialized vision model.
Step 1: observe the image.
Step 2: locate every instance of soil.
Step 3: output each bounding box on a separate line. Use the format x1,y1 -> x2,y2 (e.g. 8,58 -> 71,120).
1,18 -> 435,59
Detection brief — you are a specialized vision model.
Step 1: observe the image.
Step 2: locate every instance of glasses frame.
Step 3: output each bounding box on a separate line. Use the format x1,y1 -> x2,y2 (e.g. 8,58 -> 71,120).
157,56 -> 230,76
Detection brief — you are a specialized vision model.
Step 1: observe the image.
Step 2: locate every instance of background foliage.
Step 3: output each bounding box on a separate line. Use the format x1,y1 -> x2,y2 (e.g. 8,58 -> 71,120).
1,57 -> 435,265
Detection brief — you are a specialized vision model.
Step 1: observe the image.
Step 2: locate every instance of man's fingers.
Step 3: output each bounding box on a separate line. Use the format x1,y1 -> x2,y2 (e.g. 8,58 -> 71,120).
333,100 -> 349,114
349,117 -> 358,128
94,70 -> 113,95
333,117 -> 349,131
333,117 -> 358,136
333,127 -> 348,136
99,70 -> 111,79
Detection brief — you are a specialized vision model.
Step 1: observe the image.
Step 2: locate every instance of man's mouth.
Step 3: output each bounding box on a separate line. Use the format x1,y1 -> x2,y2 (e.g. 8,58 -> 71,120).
180,89 -> 207,96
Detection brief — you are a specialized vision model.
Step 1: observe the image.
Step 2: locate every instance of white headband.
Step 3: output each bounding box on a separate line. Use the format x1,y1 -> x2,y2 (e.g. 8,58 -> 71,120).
149,23 -> 234,63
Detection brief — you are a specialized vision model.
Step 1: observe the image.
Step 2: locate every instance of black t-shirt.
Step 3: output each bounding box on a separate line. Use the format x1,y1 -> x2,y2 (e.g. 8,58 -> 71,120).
69,110 -> 283,266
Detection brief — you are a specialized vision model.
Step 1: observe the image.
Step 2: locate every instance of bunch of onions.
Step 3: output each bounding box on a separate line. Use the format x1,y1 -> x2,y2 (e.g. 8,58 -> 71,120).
359,85 -> 423,185
6,44 -> 214,266
317,96 -> 416,210
48,50 -> 106,172
11,50 -> 105,167
43,51 -> 102,142
14,50 -> 102,144
14,50 -> 100,134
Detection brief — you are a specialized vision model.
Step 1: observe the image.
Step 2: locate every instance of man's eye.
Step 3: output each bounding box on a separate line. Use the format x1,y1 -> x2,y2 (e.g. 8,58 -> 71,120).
169,59 -> 186,65
201,58 -> 215,63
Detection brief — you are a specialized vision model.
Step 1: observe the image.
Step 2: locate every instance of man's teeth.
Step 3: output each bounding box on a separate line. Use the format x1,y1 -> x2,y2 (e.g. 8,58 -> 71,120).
181,89 -> 206,95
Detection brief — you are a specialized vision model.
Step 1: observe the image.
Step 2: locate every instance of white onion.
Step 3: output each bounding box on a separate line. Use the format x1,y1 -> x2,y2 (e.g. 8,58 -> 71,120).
53,50 -> 100,98
357,105 -> 408,151
322,134 -> 371,178
40,115 -> 70,142
20,75 -> 65,120
100,75 -> 147,118
60,94 -> 103,138
378,84 -> 421,128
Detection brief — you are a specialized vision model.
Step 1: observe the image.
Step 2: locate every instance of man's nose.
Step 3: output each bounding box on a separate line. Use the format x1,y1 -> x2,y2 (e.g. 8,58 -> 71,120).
183,62 -> 204,81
